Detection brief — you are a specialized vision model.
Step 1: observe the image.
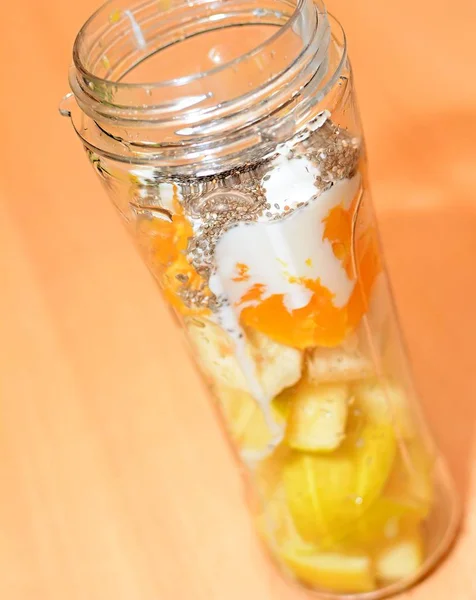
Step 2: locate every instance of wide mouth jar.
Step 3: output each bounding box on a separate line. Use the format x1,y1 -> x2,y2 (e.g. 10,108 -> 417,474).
63,0 -> 349,175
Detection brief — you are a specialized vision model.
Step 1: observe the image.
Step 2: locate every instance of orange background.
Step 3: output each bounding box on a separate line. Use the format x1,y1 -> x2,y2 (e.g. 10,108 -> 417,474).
0,1 -> 475,598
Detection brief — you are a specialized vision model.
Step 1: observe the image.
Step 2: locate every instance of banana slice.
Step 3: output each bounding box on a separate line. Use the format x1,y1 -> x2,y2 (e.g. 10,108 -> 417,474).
354,379 -> 415,438
187,318 -> 245,389
281,547 -> 375,593
375,528 -> 424,582
248,328 -> 303,399
307,345 -> 374,384
187,318 -> 302,399
286,382 -> 349,452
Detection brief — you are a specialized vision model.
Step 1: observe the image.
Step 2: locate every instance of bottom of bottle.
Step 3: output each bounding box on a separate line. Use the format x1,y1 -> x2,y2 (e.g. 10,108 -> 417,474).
259,459 -> 459,599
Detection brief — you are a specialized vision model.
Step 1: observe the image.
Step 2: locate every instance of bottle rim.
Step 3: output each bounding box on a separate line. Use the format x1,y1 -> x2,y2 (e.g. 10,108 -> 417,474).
63,0 -> 347,175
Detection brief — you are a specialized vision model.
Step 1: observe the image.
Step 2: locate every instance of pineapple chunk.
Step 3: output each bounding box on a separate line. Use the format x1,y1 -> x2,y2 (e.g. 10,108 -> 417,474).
354,379 -> 415,438
214,386 -> 286,454
307,346 -> 374,383
249,328 -> 303,400
187,318 -> 244,389
281,547 -> 375,593
272,387 -> 293,422
187,318 -> 302,399
286,382 -> 349,452
283,418 -> 396,544
375,529 -> 424,582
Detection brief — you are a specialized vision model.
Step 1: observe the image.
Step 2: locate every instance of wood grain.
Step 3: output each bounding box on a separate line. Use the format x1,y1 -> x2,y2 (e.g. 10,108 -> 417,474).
1,1 -> 475,598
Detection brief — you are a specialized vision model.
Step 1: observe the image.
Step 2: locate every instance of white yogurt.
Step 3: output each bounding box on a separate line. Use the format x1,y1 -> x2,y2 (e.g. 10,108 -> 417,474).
207,175 -> 361,463
157,182 -> 180,211
211,175 -> 360,317
260,153 -> 321,219
181,111 -> 360,462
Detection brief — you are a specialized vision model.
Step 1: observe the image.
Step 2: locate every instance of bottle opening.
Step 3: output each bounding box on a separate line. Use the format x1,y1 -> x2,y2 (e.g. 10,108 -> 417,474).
120,25 -> 279,84
67,0 -> 346,174
74,1 -> 304,86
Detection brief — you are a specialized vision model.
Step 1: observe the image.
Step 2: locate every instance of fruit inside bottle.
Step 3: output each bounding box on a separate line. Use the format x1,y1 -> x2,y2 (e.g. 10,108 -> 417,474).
131,113 -> 436,595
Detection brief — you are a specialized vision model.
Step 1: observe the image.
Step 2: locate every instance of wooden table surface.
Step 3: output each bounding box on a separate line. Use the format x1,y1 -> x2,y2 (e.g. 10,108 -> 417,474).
1,1 -> 475,598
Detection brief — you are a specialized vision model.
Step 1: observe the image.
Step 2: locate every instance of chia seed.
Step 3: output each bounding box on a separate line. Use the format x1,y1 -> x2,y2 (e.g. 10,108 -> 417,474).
140,115 -> 361,313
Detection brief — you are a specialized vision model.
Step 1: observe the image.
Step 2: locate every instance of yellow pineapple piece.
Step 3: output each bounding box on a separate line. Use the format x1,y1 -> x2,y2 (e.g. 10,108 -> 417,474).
281,546 -> 375,593
286,382 -> 349,452
272,387 -> 293,422
215,386 -> 287,455
283,407 -> 396,544
187,319 -> 302,399
187,319 -> 246,390
354,378 -> 415,438
307,345 -> 374,384
375,527 -> 424,582
249,328 -> 303,400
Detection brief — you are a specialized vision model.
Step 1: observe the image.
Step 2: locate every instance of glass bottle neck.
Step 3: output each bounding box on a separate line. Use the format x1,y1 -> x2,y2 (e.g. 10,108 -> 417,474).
62,0 -> 346,176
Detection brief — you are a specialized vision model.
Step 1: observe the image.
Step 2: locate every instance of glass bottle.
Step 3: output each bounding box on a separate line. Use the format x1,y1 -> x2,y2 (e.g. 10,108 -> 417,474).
60,0 -> 459,596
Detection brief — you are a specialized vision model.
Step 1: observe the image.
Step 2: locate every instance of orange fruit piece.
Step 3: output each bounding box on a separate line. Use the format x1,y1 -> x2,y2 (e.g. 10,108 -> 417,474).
136,195 -> 211,316
240,185 -> 381,349
240,279 -> 351,349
